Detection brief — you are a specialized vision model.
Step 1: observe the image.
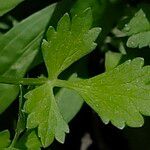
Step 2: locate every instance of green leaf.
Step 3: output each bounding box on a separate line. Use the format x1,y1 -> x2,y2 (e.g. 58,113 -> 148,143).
21,74 -> 83,148
123,9 -> 150,48
42,8 -> 101,79
56,88 -> 83,123
24,83 -> 69,148
15,130 -> 41,150
25,131 -> 41,150
123,9 -> 149,36
56,74 -> 83,123
67,58 -> 150,129
105,51 -> 123,71
0,130 -> 11,148
0,22 -> 10,30
127,31 -> 150,48
0,4 -> 56,113
0,0 -> 24,16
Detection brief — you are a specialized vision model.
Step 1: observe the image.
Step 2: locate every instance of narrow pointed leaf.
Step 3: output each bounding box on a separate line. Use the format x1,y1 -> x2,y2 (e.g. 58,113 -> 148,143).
0,4 -> 56,113
0,0 -> 24,16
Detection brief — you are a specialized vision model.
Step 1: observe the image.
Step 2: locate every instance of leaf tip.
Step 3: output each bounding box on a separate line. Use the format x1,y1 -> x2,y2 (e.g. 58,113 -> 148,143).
57,13 -> 70,31
59,12 -> 70,23
46,26 -> 56,40
94,27 -> 102,37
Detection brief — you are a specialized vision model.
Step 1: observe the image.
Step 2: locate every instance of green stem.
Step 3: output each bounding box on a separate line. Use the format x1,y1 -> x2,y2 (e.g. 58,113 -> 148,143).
0,76 -> 77,90
9,133 -> 19,148
54,79 -> 75,89
9,85 -> 25,148
0,76 -> 47,85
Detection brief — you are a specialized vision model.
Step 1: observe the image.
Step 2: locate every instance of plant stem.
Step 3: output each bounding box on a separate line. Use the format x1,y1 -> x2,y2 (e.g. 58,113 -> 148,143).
9,132 -> 20,148
0,76 -> 78,89
9,85 -> 26,148
0,76 -> 47,85
54,79 -> 75,89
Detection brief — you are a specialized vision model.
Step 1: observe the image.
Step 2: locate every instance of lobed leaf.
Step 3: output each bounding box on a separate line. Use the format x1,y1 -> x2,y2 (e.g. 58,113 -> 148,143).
123,9 -> 150,48
42,8 -> 101,79
127,31 -> 150,48
25,131 -> 41,150
68,58 -> 150,129
24,83 -> 69,147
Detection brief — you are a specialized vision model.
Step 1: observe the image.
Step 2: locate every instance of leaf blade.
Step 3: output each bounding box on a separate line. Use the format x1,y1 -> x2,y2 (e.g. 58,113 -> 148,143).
123,9 -> 150,48
0,130 -> 11,148
123,9 -> 149,35
68,58 -> 150,129
42,8 -> 101,79
127,31 -> 150,48
13,130 -> 41,150
0,4 -> 56,113
0,0 -> 24,16
24,83 -> 69,147
56,74 -> 83,123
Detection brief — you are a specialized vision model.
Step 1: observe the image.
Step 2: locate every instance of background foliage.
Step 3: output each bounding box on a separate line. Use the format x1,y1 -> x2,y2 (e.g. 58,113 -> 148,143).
0,0 -> 150,149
